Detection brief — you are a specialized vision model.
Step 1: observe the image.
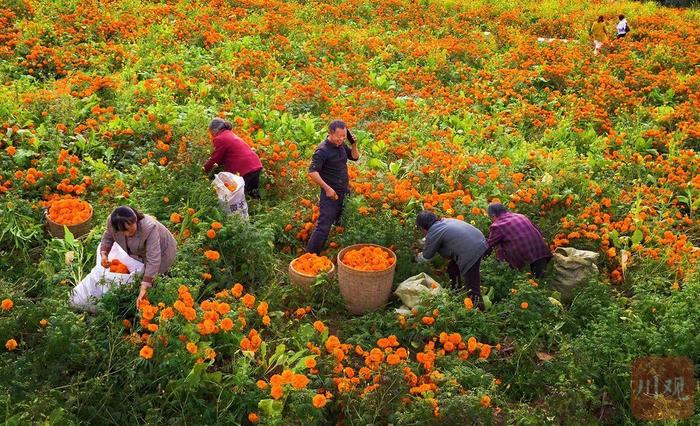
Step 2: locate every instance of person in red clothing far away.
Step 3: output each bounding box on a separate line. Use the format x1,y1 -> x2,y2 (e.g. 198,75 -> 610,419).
484,203 -> 553,278
203,118 -> 264,199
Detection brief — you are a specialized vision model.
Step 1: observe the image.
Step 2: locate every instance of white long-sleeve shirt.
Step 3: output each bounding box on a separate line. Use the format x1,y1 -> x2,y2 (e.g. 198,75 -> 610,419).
617,19 -> 628,35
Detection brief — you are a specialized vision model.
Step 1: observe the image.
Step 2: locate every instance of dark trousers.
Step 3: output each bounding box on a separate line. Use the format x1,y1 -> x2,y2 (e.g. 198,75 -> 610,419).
243,169 -> 262,199
530,257 -> 550,279
306,190 -> 346,255
447,258 -> 484,311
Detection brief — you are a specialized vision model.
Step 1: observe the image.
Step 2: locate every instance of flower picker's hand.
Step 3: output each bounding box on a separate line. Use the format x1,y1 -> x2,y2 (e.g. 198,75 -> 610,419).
325,187 -> 338,200
101,252 -> 110,268
136,284 -> 149,309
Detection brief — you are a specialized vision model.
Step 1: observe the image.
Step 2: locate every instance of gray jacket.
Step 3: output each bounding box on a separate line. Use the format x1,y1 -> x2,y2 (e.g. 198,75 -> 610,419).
422,218 -> 487,276
100,214 -> 177,283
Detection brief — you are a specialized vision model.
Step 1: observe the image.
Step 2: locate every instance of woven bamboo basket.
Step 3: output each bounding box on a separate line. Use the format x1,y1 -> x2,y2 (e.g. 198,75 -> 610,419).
337,244 -> 397,315
46,203 -> 94,239
288,259 -> 336,292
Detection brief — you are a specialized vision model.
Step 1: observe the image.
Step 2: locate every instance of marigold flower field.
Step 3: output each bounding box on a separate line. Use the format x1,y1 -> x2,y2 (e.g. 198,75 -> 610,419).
1,0 -> 699,424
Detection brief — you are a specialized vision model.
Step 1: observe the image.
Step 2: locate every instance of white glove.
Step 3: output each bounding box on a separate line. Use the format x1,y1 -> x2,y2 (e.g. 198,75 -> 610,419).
416,253 -> 428,263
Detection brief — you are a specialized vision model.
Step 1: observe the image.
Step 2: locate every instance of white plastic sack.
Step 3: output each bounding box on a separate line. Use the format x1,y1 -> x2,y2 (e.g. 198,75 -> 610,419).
213,172 -> 248,218
70,244 -> 145,312
393,272 -> 443,313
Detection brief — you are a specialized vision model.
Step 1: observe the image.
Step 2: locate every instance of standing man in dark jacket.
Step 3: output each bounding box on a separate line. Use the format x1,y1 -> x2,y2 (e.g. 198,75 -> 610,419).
484,203 -> 552,278
306,120 -> 360,254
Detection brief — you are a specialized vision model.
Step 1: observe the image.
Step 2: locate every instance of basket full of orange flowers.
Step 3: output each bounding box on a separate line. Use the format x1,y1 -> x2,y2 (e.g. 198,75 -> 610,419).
289,253 -> 335,291
46,197 -> 93,239
337,244 -> 397,314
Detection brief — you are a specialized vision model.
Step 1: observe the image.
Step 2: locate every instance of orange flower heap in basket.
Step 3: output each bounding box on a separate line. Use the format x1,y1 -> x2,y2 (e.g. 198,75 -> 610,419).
109,259 -> 129,274
48,198 -> 91,225
342,246 -> 395,271
225,182 -> 238,192
292,253 -> 333,276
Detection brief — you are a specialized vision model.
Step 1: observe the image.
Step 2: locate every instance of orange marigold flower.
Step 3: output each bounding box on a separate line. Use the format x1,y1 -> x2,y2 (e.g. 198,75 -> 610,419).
232,283 -> 244,298
421,316 -> 434,325
204,250 -> 220,261
313,320 -> 326,333
291,374 -> 310,389
39,319 -> 48,327
305,358 -> 317,369
186,342 -> 198,354
206,229 -> 216,239
257,301 -> 269,317
211,221 -> 223,230
5,339 -> 18,351
271,385 -> 284,400
479,344 -> 491,360
139,345 -> 154,359
109,259 -> 130,274
220,317 -> 234,331
468,337 -> 477,353
256,380 -> 268,389
242,293 -> 256,309
1,298 -> 13,311
464,297 -> 473,310
480,395 -> 491,408
520,302 -> 529,309
248,412 -> 259,424
312,394 -> 327,408
170,212 -> 182,223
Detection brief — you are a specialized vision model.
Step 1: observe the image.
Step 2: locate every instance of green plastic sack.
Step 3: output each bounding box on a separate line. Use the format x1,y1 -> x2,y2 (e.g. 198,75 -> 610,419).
550,247 -> 599,303
393,273 -> 442,313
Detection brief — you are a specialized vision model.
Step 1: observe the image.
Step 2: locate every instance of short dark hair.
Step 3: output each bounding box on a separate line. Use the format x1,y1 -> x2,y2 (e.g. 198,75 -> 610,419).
209,118 -> 233,136
416,211 -> 439,231
618,14 -> 625,20
487,203 -> 508,218
597,16 -> 604,22
110,206 -> 144,232
328,120 -> 347,134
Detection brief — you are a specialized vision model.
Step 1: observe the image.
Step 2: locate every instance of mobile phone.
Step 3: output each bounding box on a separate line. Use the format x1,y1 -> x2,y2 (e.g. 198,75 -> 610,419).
347,129 -> 356,145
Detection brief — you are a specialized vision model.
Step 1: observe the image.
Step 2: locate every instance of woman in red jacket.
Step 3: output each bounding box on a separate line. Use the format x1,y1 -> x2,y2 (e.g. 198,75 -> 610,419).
204,118 -> 263,199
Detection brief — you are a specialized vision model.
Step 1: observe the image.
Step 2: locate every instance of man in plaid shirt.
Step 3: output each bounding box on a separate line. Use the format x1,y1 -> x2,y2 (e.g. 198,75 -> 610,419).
484,203 -> 552,278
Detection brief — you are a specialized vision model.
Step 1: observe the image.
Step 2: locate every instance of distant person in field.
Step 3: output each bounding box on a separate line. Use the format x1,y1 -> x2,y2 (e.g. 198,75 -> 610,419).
616,15 -> 630,39
416,211 -> 488,310
484,203 -> 552,278
204,118 -> 263,199
306,120 -> 360,254
591,16 -> 608,55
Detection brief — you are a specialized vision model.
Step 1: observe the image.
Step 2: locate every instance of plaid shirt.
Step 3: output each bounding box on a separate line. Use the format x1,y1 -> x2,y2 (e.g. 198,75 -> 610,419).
485,212 -> 551,269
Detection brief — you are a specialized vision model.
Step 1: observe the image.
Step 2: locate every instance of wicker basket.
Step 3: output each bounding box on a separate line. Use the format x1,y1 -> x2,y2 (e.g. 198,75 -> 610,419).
46,203 -> 94,239
288,259 -> 336,292
337,244 -> 397,315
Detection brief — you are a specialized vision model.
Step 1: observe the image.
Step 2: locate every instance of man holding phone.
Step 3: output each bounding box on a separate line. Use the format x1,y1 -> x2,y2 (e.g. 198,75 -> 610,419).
306,120 -> 360,254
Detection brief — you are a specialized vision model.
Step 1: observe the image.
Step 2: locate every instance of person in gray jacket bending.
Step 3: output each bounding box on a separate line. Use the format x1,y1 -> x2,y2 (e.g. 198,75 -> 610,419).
416,211 -> 488,310
100,206 -> 177,308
